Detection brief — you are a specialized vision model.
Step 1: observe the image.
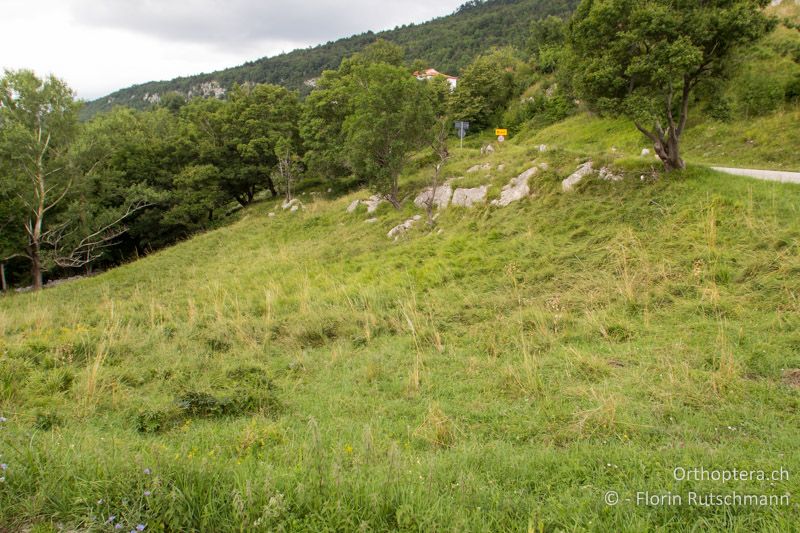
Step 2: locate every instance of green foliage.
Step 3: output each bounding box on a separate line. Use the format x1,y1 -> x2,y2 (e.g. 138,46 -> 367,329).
569,0 -> 775,169
342,63 -> 434,203
449,47 -> 532,129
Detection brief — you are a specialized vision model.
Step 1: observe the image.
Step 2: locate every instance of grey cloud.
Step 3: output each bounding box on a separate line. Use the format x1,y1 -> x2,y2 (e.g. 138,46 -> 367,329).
70,0 -> 463,49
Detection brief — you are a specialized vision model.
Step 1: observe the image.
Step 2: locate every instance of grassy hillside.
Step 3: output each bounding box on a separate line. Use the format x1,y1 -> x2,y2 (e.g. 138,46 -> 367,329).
82,0 -> 578,119
1,128 -> 799,530
519,105 -> 800,170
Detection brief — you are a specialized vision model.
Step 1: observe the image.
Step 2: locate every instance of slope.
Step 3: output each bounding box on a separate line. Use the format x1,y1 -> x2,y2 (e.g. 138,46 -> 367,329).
0,132 -> 798,531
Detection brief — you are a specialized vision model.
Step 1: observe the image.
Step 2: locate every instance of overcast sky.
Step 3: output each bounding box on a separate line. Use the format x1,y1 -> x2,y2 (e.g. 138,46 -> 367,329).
2,0 -> 466,101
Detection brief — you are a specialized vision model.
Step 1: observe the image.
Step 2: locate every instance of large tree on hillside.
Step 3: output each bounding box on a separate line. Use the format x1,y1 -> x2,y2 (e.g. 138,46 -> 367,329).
343,63 -> 434,207
0,70 -> 78,289
569,0 -> 774,171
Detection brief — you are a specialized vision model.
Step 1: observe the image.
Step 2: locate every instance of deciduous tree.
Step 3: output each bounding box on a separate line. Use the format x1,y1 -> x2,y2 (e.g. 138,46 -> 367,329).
569,0 -> 774,171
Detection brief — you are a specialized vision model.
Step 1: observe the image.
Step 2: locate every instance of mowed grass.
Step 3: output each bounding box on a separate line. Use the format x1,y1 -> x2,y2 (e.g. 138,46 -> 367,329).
1,138 -> 799,532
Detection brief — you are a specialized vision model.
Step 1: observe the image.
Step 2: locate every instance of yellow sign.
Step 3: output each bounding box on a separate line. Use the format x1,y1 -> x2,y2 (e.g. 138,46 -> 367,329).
495,129 -> 508,136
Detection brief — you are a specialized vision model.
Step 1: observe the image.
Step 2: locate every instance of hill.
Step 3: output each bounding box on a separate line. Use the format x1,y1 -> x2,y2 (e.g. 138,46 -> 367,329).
81,0 -> 579,119
1,122 -> 798,530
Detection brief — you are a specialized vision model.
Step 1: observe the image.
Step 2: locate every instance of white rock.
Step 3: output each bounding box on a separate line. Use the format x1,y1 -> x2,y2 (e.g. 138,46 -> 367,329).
467,163 -> 491,173
491,166 -> 538,207
562,162 -> 594,192
598,167 -> 623,182
387,217 -> 420,240
641,148 -> 651,157
537,144 -> 548,152
268,212 -> 276,217
497,164 -> 506,171
290,205 -> 300,213
327,188 -> 333,193
346,199 -> 361,213
481,144 -> 495,155
452,186 -> 488,207
538,162 -> 549,171
413,182 -> 453,210
365,218 -> 378,224
282,198 -> 300,210
364,195 -> 384,214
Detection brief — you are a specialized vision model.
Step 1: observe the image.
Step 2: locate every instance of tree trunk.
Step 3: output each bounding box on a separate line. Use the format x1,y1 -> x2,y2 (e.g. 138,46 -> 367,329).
0,262 -> 6,292
653,133 -> 685,172
387,178 -> 401,209
29,243 -> 43,290
265,176 -> 277,197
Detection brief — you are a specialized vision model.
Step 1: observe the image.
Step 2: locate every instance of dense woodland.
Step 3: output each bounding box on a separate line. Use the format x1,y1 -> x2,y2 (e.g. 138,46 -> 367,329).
2,0 -> 799,290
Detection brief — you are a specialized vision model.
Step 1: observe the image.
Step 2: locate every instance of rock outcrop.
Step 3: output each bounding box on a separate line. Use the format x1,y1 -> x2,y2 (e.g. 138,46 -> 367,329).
598,167 -> 623,182
282,198 -> 303,210
414,181 -> 453,210
452,186 -> 488,207
467,163 -> 491,173
387,215 -> 422,240
562,162 -> 594,192
491,166 -> 538,207
346,195 -> 385,214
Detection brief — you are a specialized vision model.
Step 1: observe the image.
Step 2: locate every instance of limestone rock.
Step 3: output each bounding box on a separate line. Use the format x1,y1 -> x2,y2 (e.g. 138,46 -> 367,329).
537,144 -> 548,152
491,166 -> 538,207
346,199 -> 361,213
599,167 -> 623,182
467,163 -> 491,173
282,198 -> 301,210
452,186 -> 488,208
364,195 -> 384,214
387,215 -> 422,240
562,162 -> 594,192
365,218 -> 378,224
481,144 -> 495,155
414,182 -> 453,210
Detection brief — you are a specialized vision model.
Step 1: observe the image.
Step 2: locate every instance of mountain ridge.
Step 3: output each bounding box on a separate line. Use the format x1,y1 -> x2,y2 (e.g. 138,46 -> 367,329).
81,0 -> 579,119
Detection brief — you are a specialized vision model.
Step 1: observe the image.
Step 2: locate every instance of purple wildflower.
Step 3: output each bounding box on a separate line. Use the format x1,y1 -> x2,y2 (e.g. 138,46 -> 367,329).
143,468 -> 151,475
144,490 -> 151,497
114,525 -> 123,530
0,464 -> 7,470
137,525 -> 146,532
105,515 -> 116,524
0,416 -> 7,422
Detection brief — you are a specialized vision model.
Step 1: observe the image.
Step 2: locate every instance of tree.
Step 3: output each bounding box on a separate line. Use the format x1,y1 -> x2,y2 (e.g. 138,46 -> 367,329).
449,47 -> 531,130
0,69 -> 78,289
569,0 -> 774,171
274,137 -> 302,203
300,40 -> 406,185
342,63 -> 434,207
528,16 -> 567,72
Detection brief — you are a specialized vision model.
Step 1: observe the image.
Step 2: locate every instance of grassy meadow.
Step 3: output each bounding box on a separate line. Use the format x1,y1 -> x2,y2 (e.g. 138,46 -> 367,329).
1,127 -> 800,531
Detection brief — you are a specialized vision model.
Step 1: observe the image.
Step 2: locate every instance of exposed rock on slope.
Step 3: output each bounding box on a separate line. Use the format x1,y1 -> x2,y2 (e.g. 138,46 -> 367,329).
491,165 -> 539,207
452,186 -> 488,207
414,181 -> 454,210
562,162 -> 594,192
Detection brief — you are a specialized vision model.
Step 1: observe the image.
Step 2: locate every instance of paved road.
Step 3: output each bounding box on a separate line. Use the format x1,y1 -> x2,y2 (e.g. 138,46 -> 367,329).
712,167 -> 800,184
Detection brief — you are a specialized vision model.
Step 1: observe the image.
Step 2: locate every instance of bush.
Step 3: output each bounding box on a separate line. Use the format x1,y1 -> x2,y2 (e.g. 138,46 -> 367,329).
736,72 -> 785,117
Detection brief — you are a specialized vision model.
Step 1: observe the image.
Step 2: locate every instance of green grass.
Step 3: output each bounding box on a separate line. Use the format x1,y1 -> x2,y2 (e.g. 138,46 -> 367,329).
1,130 -> 800,531
520,106 -> 800,171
